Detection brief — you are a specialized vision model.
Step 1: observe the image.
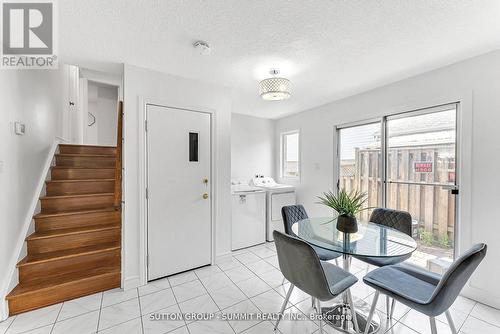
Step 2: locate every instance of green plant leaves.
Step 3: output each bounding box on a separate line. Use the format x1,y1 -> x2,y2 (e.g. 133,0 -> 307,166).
316,188 -> 369,217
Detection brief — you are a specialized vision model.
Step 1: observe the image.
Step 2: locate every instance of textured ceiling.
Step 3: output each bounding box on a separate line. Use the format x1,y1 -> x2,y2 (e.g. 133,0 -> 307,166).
59,0 -> 500,119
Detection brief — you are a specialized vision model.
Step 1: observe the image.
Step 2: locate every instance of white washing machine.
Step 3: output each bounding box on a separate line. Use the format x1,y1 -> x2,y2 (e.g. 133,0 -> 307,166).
250,177 -> 296,241
231,180 -> 266,250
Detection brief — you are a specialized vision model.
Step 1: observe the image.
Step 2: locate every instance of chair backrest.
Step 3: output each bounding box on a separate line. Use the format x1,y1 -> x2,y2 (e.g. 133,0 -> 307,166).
369,208 -> 412,236
281,205 -> 308,235
273,230 -> 333,300
429,243 -> 487,315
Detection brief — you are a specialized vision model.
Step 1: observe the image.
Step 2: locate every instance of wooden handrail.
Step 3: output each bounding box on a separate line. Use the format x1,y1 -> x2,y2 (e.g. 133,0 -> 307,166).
114,101 -> 123,209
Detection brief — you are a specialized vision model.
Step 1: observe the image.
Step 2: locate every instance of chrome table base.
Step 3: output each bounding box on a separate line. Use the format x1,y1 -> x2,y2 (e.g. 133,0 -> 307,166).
321,240 -> 381,334
321,299 -> 381,334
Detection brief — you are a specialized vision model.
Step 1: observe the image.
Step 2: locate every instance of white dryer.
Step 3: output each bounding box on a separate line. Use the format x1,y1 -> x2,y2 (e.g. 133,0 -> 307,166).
231,180 -> 266,250
250,177 -> 296,241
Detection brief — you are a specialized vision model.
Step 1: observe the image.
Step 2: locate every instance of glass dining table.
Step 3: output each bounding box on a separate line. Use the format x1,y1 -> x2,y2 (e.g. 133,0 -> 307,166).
292,217 -> 417,334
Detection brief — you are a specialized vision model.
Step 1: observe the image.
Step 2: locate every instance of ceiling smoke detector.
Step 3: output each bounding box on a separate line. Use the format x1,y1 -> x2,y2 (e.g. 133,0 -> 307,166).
259,69 -> 291,101
193,41 -> 211,55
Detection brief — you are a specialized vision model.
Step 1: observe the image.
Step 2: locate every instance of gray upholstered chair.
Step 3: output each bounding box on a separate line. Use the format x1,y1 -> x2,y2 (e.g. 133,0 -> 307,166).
281,205 -> 341,266
357,208 -> 413,267
281,205 -> 343,309
363,243 -> 487,334
354,207 -> 413,317
273,230 -> 360,333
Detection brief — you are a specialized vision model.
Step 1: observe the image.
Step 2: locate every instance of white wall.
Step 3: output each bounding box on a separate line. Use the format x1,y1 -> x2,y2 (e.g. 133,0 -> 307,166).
231,113 -> 275,181
275,50 -> 500,308
84,82 -> 118,146
123,64 -> 232,288
0,69 -> 65,319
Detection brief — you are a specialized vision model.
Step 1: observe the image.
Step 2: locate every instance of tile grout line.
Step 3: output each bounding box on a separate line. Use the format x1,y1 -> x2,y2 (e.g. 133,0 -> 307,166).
362,291 -> 414,334
135,288 -> 146,334
95,292 -> 104,334
2,315 -> 16,334
192,270 -> 223,312
217,253 -> 266,333
225,248 -> 315,310
465,303 -> 500,330
222,252 -> 315,333
97,289 -> 142,333
192,269 -> 235,334
457,302 -> 476,332
171,273 -> 197,333
48,303 -> 63,334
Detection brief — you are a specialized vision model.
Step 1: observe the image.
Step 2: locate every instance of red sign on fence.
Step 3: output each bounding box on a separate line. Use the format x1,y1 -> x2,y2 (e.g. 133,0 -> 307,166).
414,162 -> 433,173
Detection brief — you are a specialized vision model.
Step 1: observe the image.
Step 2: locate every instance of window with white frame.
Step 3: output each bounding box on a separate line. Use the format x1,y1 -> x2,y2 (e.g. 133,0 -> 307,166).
281,130 -> 300,178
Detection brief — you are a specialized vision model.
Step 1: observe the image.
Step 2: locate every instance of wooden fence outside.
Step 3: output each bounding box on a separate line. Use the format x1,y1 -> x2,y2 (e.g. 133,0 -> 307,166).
340,144 -> 455,245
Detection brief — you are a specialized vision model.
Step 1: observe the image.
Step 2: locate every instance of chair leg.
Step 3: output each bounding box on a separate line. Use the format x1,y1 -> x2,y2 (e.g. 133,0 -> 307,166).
445,310 -> 458,334
386,296 -> 390,319
316,298 -> 323,334
346,289 -> 360,333
429,317 -> 438,334
274,284 -> 294,331
311,296 -> 316,310
335,258 -> 339,266
389,298 -> 396,319
364,291 -> 379,334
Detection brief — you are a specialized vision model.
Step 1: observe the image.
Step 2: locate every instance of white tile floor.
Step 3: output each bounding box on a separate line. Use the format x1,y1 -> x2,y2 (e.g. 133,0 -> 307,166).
1,242 -> 499,334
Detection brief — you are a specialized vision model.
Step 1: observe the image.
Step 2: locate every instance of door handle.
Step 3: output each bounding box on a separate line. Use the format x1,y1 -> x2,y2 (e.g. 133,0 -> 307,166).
203,193 -> 209,199
442,185 -> 459,195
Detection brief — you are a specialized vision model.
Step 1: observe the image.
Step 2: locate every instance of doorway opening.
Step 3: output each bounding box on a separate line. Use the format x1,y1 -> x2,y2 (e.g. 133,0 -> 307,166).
83,81 -> 119,146
62,66 -> 122,145
337,103 -> 459,274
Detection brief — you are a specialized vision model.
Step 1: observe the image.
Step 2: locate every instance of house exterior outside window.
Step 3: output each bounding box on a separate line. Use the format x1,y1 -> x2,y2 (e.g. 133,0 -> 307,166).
281,130 -> 300,179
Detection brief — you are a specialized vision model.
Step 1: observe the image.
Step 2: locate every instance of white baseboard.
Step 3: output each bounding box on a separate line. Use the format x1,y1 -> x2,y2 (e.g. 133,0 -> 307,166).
463,285 -> 500,309
55,136 -> 69,143
123,276 -> 141,290
216,251 -> 232,258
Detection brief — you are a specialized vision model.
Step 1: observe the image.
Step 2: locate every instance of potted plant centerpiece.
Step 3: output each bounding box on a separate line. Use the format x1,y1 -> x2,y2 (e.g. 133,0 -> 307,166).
317,189 -> 370,233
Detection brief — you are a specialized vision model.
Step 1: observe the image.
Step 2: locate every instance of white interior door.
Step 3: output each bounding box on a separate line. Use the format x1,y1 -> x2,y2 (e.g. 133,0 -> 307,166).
62,64 -> 81,143
147,104 -> 212,280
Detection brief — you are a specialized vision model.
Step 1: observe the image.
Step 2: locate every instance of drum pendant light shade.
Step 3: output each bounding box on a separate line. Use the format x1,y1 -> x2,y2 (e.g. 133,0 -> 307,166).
259,75 -> 291,101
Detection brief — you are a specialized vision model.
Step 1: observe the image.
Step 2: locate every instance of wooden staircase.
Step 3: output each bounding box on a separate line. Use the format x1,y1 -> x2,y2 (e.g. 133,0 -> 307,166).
6,102 -> 123,315
6,141 -> 122,315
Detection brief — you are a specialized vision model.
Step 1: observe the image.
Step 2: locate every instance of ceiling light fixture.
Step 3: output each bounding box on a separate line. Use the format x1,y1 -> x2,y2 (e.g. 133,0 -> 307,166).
193,41 -> 211,55
259,69 -> 291,101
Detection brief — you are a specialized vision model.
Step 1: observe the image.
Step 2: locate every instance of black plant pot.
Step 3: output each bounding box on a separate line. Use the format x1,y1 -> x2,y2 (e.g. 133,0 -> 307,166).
337,214 -> 358,233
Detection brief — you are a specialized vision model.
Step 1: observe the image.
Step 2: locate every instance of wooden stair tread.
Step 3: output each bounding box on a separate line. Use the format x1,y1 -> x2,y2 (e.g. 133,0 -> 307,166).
59,144 -> 117,148
34,207 -> 117,219
6,267 -> 120,298
46,178 -> 115,183
40,193 -> 114,200
52,166 -> 115,169
27,223 -> 120,241
18,242 -> 120,267
55,154 -> 116,157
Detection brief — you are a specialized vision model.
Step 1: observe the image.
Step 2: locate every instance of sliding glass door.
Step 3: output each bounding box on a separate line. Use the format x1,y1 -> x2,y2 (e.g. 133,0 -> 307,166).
337,104 -> 458,274
338,122 -> 382,221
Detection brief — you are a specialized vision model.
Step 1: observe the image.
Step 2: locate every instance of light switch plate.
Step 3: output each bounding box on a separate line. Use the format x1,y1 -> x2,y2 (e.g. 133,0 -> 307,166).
14,122 -> 25,135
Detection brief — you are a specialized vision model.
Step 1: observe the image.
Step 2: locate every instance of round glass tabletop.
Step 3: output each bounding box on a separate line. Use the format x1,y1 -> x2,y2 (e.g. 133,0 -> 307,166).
292,217 -> 417,258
